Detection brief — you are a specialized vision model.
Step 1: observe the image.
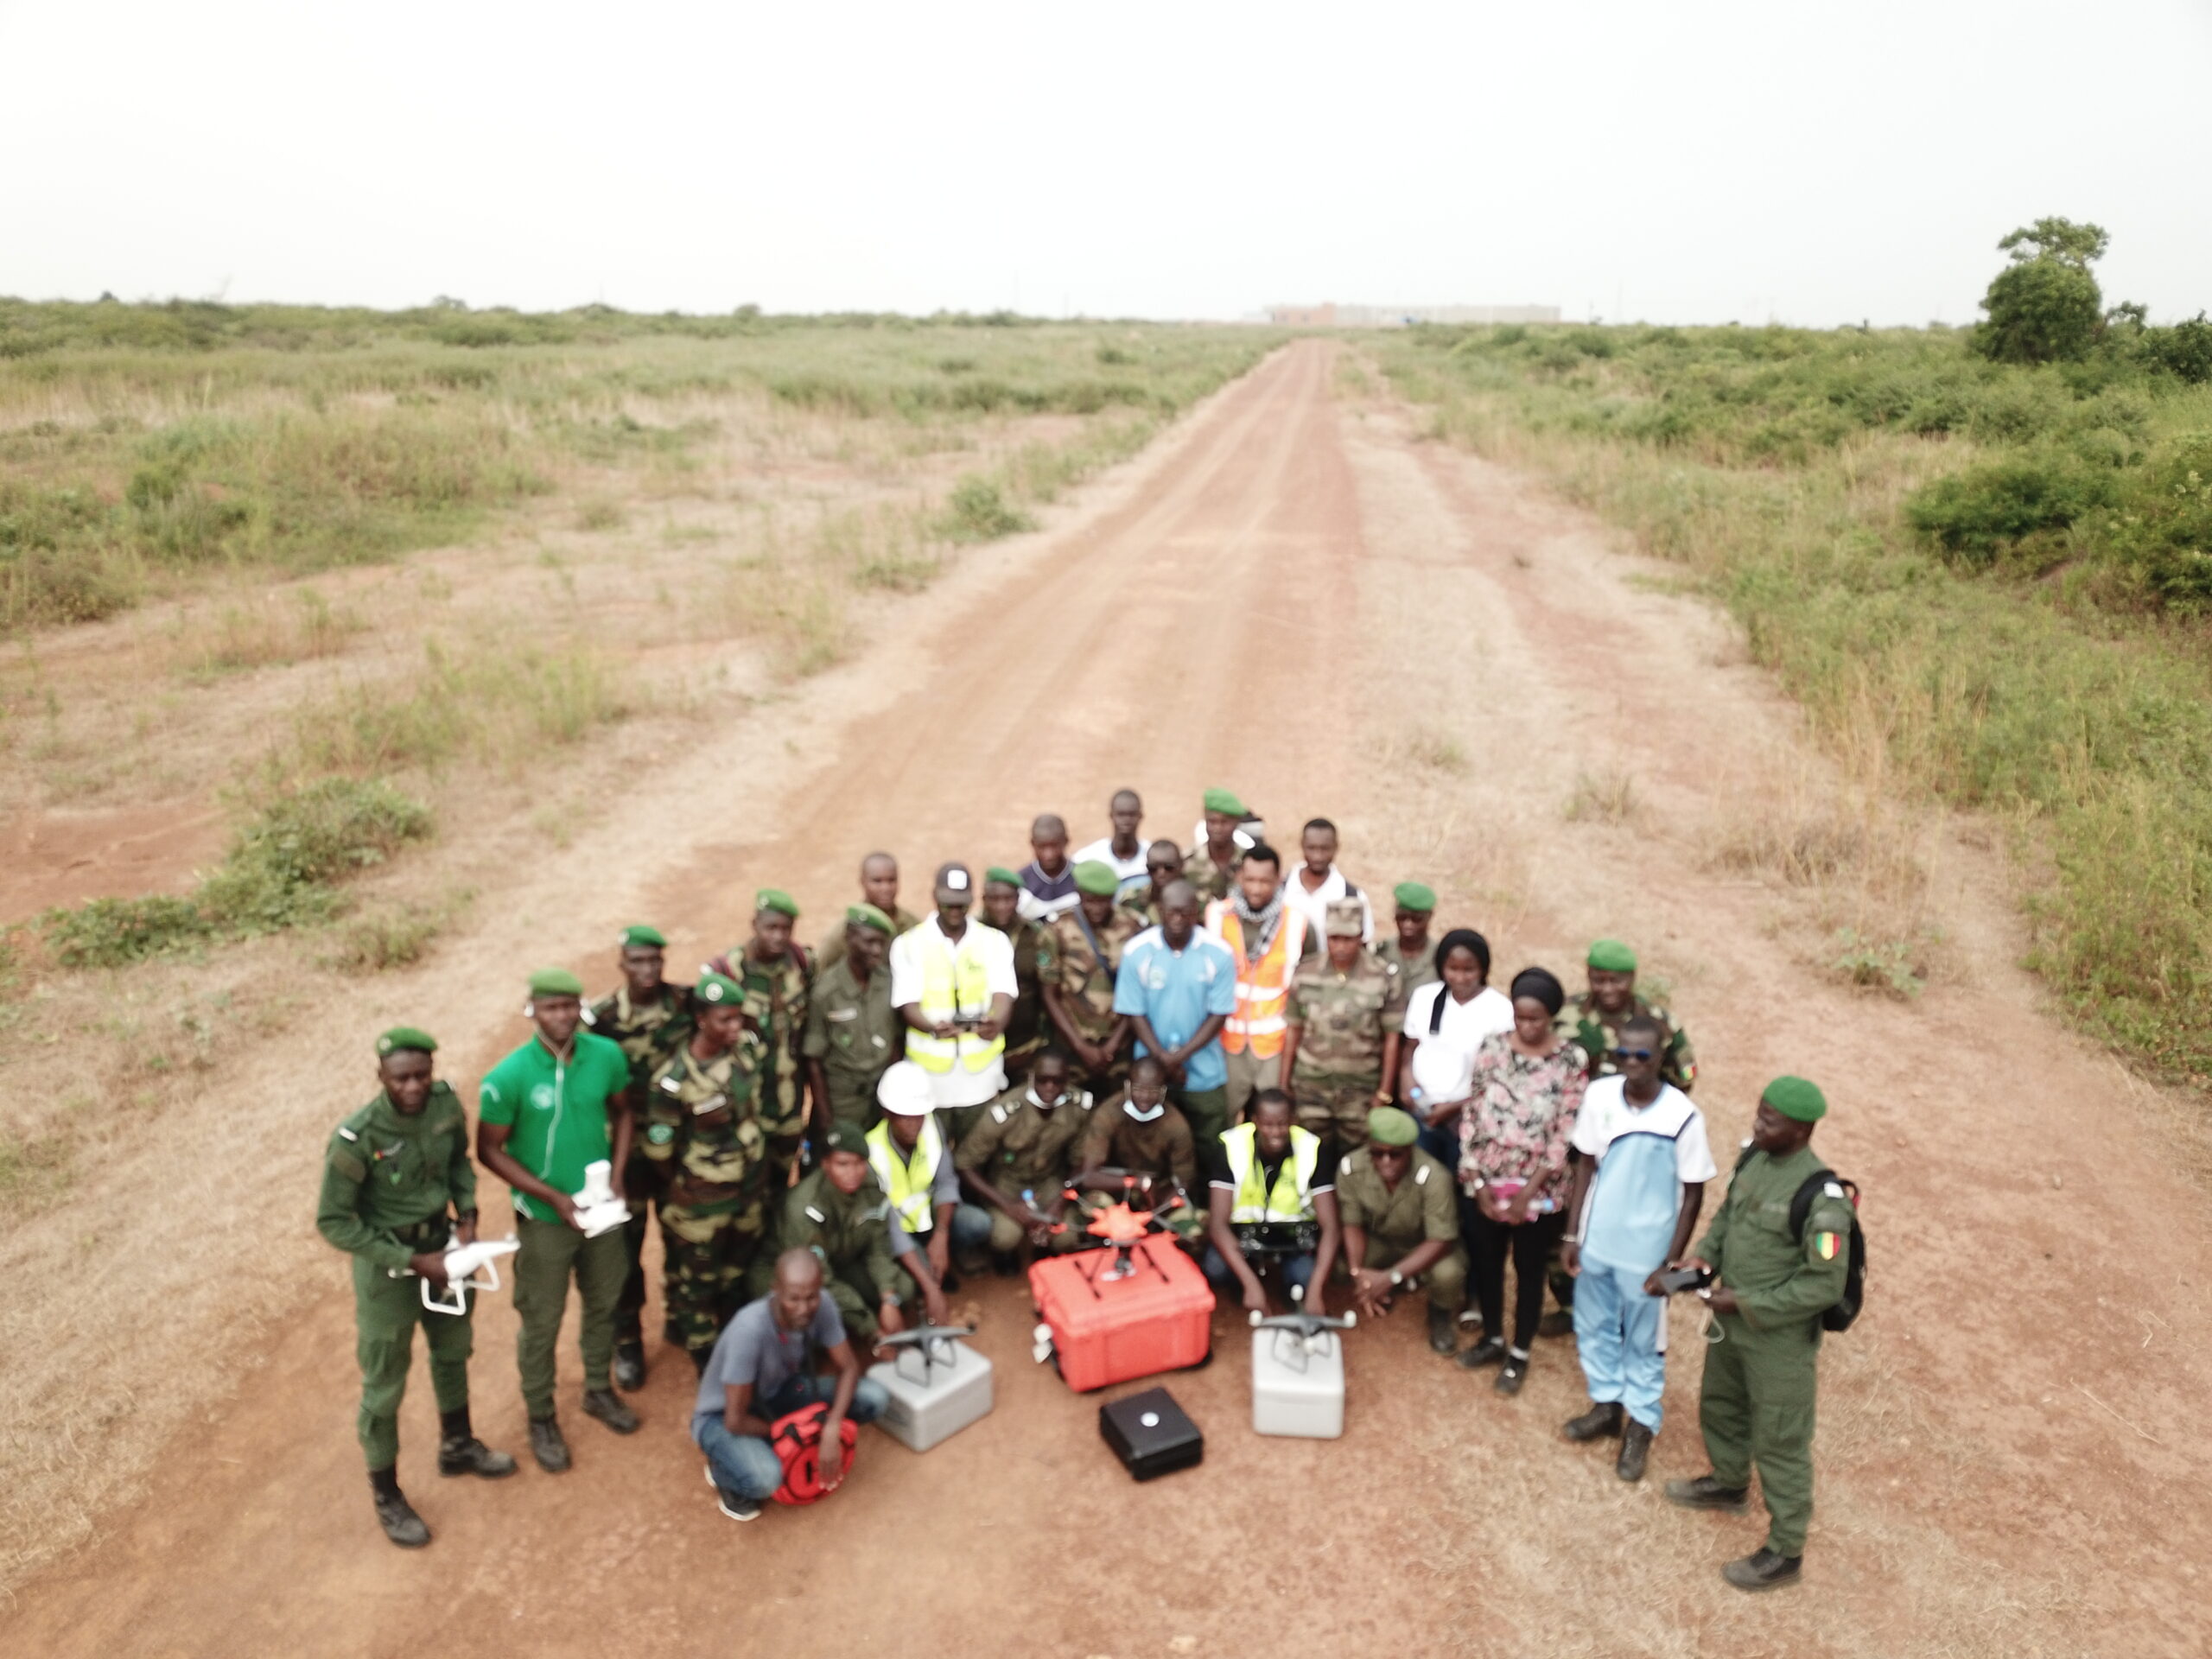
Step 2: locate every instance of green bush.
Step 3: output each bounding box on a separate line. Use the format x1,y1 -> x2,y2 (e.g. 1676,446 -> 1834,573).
1973,218 -> 2109,366
2145,315 -> 2212,385
44,895 -> 212,968
2107,436 -> 2212,608
1905,453 -> 2117,565
935,477 -> 1032,542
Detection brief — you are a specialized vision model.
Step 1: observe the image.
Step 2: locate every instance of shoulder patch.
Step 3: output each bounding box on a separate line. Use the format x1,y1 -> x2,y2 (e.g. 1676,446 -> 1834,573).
805,1205 -> 826,1224
1823,1181 -> 1845,1199
659,1074 -> 683,1092
1415,1163 -> 1430,1185
336,1126 -> 359,1142
1078,1090 -> 1095,1110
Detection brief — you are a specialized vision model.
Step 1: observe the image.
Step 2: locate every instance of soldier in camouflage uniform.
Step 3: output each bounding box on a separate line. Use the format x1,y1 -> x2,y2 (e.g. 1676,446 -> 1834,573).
1281,899 -> 1408,1152
640,971 -> 773,1372
803,904 -> 900,1135
582,924 -> 694,1391
861,850 -> 924,935
781,1125 -> 949,1346
955,1048 -> 1096,1262
1119,838 -> 1187,930
1376,881 -> 1441,1005
1183,787 -> 1251,902
981,867 -> 1051,1092
316,1027 -> 514,1549
1042,861 -> 1141,1096
711,890 -> 813,1188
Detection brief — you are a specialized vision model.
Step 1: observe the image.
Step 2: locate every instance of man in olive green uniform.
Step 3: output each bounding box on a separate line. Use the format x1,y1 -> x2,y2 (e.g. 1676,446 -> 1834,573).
981,866 -> 1052,1090
782,1126 -> 950,1346
1120,839 -> 1187,930
1042,861 -> 1141,1096
641,970 -> 772,1372
1667,1077 -> 1853,1592
583,924 -> 694,1392
956,1048 -> 1096,1263
1376,882 -> 1440,1003
1074,1056 -> 1205,1245
319,1027 -> 516,1548
713,889 -> 812,1188
861,850 -> 924,935
804,904 -> 900,1136
1183,787 -> 1250,902
1281,899 -> 1407,1152
1337,1105 -> 1468,1355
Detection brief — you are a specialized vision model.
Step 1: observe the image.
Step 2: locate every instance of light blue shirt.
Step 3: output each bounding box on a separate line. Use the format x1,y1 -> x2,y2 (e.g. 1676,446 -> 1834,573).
1571,1079 -> 1717,1274
1113,926 -> 1237,1093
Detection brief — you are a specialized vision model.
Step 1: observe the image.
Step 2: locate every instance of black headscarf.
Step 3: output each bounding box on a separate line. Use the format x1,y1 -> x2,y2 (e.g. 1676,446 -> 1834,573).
1510,966 -> 1565,1016
1435,928 -> 1491,982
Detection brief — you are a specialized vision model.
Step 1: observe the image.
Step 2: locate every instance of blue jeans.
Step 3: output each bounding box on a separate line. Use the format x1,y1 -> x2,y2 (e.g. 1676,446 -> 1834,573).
912,1202 -> 995,1262
692,1374 -> 890,1502
1573,1255 -> 1669,1431
1202,1243 -> 1315,1305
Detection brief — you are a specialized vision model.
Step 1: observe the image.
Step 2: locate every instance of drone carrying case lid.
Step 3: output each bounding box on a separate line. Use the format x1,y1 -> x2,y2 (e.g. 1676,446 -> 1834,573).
1099,1385 -> 1204,1481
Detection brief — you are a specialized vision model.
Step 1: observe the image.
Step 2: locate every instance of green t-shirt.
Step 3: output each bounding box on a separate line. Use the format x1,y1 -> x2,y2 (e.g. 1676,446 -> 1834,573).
479,1030 -> 631,1222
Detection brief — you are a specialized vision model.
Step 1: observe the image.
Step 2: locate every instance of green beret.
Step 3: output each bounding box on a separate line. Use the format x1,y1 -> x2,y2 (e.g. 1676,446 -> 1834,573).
1366,1106 -> 1418,1147
375,1026 -> 437,1058
754,888 -> 799,919
1763,1076 -> 1827,1123
1392,881 -> 1436,913
823,1124 -> 869,1157
619,924 -> 666,950
1202,786 -> 1248,817
983,866 -> 1022,890
695,969 -> 745,1007
527,968 -> 584,998
1073,860 -> 1119,898
1586,938 -> 1637,973
846,902 -> 894,935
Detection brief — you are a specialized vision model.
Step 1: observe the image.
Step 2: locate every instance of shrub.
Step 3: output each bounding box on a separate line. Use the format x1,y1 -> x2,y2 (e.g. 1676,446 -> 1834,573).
2145,315 -> 2212,385
44,895 -> 212,967
2106,436 -> 2212,609
1904,453 -> 2115,565
197,778 -> 432,933
935,477 -> 1031,542
1972,218 -> 2108,365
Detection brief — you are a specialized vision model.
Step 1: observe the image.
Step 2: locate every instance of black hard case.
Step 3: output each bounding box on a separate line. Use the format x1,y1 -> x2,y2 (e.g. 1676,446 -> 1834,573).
1098,1386 -> 1204,1481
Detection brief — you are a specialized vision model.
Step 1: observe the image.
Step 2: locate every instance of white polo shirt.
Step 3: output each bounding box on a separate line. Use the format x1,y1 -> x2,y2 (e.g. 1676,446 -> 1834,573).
887,915 -> 1020,1107
1281,863 -> 1374,948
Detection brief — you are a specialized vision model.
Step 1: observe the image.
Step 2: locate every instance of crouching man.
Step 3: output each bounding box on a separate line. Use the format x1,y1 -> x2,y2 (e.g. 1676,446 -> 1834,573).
692,1249 -> 889,1522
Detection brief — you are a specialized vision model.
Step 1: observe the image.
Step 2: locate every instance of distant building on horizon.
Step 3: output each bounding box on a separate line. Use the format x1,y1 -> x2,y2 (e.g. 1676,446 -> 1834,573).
1266,302 -> 1560,327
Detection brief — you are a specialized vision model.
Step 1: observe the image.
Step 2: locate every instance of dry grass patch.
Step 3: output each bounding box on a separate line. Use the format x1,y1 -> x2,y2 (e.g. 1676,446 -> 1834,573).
1562,766 -> 1640,825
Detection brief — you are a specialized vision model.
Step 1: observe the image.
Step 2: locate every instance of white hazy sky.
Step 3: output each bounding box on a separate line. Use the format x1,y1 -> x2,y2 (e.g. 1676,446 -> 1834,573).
3,0 -> 2208,325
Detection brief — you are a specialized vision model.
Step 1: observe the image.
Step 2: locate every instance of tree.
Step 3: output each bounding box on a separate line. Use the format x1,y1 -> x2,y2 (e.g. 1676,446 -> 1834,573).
1973,217 -> 2108,365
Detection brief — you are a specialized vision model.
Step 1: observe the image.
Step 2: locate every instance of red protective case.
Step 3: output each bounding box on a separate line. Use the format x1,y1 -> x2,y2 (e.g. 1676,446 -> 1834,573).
1029,1239 -> 1213,1393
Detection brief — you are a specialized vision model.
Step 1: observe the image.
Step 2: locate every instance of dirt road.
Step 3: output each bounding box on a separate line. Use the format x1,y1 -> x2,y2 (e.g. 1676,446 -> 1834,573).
8,340 -> 2210,1656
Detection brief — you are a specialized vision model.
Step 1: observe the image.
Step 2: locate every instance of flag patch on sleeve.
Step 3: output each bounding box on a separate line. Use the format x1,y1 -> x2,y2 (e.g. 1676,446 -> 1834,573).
1815,1231 -> 1840,1261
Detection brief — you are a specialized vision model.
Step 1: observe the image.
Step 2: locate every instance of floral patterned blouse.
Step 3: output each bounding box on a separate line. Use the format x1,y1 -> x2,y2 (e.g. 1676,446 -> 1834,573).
1457,1031 -> 1588,1200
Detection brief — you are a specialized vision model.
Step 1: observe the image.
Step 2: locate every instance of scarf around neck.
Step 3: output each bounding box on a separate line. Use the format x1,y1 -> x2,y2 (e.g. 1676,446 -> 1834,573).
1229,887 -> 1285,962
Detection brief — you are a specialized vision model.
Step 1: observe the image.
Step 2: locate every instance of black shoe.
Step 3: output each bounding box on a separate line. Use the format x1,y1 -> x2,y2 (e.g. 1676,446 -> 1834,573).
582,1389 -> 639,1434
1427,1306 -> 1459,1356
1537,1308 -> 1576,1340
529,1416 -> 570,1473
1617,1421 -> 1653,1482
1494,1352 -> 1529,1395
613,1341 -> 646,1392
1455,1335 -> 1508,1370
438,1434 -> 518,1478
705,1462 -> 760,1522
1665,1474 -> 1750,1511
369,1471 -> 430,1548
1563,1402 -> 1624,1442
1723,1548 -> 1802,1592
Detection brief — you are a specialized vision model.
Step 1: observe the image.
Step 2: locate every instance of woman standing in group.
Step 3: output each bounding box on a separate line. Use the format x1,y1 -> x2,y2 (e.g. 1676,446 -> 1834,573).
1396,929 -> 1514,1170
1456,966 -> 1586,1395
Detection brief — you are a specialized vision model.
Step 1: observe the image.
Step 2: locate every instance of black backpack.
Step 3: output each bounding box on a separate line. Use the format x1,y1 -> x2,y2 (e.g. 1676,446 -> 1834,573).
1733,1147 -> 1866,1333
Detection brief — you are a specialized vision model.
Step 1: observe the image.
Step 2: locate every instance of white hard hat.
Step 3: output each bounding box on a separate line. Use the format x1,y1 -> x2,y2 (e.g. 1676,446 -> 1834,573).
875,1059 -> 936,1117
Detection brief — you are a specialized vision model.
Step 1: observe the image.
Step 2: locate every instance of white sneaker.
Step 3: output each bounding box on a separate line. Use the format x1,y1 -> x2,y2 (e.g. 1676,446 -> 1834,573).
705,1461 -> 760,1521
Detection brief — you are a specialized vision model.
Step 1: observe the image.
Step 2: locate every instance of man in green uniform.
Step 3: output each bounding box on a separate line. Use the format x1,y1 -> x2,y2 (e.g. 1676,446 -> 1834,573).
1074,1055 -> 1205,1246
477,968 -> 639,1472
1375,882 -> 1440,1004
1666,1077 -> 1853,1592
782,1126 -> 950,1347
981,867 -> 1051,1090
318,1027 -> 516,1548
583,924 -> 694,1393
861,851 -> 923,935
803,904 -> 900,1136
640,970 -> 773,1373
1183,787 -> 1249,902
956,1047 -> 1096,1267
1042,860 -> 1141,1096
1120,839 -> 1187,929
1544,938 -> 1699,1333
1281,898 -> 1407,1152
710,890 -> 813,1188
1337,1106 -> 1468,1356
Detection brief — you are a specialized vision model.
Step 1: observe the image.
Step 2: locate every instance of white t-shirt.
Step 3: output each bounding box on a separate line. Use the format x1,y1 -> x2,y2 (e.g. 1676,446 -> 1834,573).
1071,836 -> 1150,897
887,915 -> 1020,1107
1281,863 -> 1374,948
1402,982 -> 1514,1103
1570,1077 -> 1719,1272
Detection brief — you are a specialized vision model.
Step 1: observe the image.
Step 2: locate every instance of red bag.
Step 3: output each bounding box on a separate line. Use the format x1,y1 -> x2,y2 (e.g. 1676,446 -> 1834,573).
1030,1238 -> 1212,1393
767,1402 -> 859,1506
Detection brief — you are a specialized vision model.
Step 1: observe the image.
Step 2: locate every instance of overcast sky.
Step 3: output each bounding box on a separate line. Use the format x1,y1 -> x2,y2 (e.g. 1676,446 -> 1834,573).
3,0 -> 2207,325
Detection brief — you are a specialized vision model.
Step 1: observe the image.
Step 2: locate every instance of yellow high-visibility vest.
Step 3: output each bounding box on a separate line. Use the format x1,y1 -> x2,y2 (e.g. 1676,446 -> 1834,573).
1221,1122 -> 1320,1225
867,1116 -> 944,1233
905,925 -> 1004,1077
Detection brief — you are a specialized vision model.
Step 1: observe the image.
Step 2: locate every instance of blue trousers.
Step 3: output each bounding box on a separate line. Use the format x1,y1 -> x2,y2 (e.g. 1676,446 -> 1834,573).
1202,1245 -> 1315,1305
1573,1255 -> 1669,1432
911,1203 -> 996,1262
693,1373 -> 890,1502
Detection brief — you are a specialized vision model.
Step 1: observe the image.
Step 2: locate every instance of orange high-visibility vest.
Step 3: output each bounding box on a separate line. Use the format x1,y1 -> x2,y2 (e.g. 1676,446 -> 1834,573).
1206,899 -> 1307,1058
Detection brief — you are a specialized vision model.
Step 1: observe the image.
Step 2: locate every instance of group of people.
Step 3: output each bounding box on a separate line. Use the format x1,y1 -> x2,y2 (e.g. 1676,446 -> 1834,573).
318,786 -> 1854,1592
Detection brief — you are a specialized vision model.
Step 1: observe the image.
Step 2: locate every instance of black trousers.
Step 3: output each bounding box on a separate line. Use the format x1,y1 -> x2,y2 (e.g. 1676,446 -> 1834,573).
1463,1198 -> 1567,1353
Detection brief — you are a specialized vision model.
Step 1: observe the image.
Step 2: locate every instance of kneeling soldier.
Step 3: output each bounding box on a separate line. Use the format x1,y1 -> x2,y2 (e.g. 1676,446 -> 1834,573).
784,1126 -> 950,1347
1337,1106 -> 1469,1355
956,1047 -> 1096,1269
318,1027 -> 514,1549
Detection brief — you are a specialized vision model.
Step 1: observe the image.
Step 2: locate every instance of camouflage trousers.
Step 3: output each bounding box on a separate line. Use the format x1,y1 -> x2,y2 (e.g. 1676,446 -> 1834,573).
1292,1070 -> 1382,1152
660,1207 -> 766,1361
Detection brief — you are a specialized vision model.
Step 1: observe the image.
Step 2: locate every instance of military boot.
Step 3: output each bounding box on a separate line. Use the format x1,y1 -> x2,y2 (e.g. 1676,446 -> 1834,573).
613,1341 -> 646,1392
529,1415 -> 571,1473
436,1408 -> 518,1478
1563,1402 -> 1624,1442
369,1468 -> 430,1548
1427,1306 -> 1459,1356
1616,1421 -> 1653,1482
582,1388 -> 640,1434
1664,1474 -> 1749,1511
1722,1548 -> 1802,1592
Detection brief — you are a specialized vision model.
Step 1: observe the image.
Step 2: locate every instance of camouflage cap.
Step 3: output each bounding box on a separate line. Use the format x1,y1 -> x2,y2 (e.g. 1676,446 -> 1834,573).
846,902 -> 894,935
526,968 -> 584,998
1073,860 -> 1120,898
695,969 -> 745,1007
1586,938 -> 1637,972
1324,898 -> 1365,937
1763,1076 -> 1827,1123
754,888 -> 799,920
375,1026 -> 437,1058
619,925 -> 667,950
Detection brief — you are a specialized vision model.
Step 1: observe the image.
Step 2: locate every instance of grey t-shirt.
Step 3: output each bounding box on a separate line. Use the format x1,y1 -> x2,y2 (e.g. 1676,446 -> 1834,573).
692,1294 -> 846,1428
